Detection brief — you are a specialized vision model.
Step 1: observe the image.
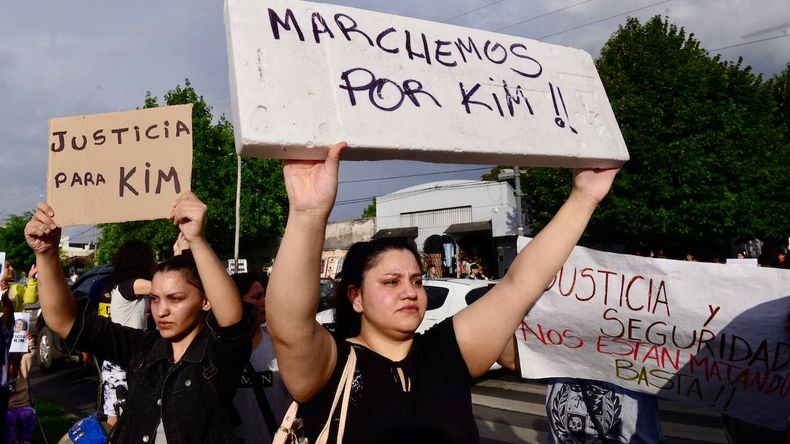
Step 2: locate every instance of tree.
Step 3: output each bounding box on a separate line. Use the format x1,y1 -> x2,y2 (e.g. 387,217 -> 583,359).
361,197 -> 376,218
487,16 -> 789,256
96,80 -> 287,267
0,213 -> 36,272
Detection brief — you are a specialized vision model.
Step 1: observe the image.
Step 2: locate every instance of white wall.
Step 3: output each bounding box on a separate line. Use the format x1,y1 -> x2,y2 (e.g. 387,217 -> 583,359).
376,180 -> 517,249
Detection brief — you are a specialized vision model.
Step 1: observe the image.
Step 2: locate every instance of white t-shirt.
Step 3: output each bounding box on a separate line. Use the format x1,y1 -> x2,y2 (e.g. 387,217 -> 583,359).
234,325 -> 292,443
110,279 -> 148,330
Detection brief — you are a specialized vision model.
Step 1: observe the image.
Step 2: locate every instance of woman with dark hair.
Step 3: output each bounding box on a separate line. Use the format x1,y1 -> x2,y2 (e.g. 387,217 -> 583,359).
231,272 -> 292,443
99,239 -> 156,426
25,192 -> 250,443
267,142 -> 618,443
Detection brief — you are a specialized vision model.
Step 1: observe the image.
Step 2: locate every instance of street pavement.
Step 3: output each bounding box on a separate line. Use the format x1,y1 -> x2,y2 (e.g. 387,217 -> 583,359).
28,363 -> 729,443
473,373 -> 728,444
28,361 -> 99,418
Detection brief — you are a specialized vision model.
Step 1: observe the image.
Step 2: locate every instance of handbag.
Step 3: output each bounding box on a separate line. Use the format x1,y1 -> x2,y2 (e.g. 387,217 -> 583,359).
273,347 -> 357,444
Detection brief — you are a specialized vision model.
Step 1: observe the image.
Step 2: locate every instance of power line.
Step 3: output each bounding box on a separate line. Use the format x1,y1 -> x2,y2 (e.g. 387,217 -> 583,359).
539,0 -> 674,40
442,0 -> 506,23
336,180 -> 503,206
494,0 -> 598,32
67,225 -> 96,241
338,166 -> 491,184
710,33 -> 790,52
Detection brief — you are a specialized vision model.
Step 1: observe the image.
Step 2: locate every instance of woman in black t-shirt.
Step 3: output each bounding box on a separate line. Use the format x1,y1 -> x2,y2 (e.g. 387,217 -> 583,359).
267,142 -> 618,443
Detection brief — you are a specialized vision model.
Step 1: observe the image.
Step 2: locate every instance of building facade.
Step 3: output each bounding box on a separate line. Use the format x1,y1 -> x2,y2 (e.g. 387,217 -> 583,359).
375,180 -> 520,279
321,218 -> 376,278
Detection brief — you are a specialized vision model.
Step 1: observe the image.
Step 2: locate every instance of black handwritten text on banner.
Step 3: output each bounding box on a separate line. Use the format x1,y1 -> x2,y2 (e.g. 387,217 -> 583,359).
224,0 -> 628,167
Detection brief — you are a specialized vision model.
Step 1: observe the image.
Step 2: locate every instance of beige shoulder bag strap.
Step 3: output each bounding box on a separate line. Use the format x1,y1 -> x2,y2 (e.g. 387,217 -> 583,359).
273,347 -> 358,444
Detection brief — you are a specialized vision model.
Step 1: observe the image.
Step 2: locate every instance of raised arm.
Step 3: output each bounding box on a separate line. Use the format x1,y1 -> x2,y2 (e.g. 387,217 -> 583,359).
170,192 -> 241,327
454,167 -> 618,377
267,142 -> 346,402
21,264 -> 38,305
24,203 -> 76,339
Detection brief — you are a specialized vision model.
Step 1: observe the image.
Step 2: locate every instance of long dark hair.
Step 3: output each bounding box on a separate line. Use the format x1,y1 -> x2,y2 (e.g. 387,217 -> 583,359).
109,240 -> 155,288
334,238 -> 422,339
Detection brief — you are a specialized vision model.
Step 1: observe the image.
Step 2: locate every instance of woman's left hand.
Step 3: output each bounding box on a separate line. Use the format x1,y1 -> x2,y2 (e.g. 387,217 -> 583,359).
170,191 -> 207,243
572,167 -> 620,204
283,142 -> 346,217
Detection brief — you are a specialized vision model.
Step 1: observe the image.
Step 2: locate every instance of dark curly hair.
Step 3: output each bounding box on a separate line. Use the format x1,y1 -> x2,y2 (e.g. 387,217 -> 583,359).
231,272 -> 268,298
334,237 -> 422,339
109,240 -> 155,289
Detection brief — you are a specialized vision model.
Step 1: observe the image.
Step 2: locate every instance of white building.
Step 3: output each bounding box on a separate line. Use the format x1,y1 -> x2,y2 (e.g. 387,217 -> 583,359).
59,234 -> 96,271
321,218 -> 376,278
375,180 -> 520,278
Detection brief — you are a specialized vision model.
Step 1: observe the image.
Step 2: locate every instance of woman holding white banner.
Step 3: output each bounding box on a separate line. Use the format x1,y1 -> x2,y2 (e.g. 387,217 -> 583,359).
266,142 -> 618,443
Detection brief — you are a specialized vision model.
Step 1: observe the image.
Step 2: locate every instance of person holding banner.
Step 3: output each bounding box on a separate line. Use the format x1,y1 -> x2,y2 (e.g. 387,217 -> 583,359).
231,272 -> 292,444
0,262 -> 38,312
25,192 -> 251,444
266,142 -> 618,443
99,239 -> 155,427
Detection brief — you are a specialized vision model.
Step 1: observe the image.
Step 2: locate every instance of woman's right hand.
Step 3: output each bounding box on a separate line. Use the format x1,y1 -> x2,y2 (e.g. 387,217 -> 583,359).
24,203 -> 61,256
282,142 -> 346,216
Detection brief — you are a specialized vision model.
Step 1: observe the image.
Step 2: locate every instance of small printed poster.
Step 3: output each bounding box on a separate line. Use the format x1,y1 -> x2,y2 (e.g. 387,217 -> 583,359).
9,312 -> 30,353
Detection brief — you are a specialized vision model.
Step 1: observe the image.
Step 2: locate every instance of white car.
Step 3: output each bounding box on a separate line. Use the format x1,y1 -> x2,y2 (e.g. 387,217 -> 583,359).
316,278 -> 497,334
315,278 -> 502,370
417,278 -> 497,333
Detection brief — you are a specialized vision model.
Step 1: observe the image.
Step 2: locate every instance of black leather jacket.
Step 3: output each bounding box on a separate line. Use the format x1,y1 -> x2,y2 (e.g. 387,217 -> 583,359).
65,303 -> 252,443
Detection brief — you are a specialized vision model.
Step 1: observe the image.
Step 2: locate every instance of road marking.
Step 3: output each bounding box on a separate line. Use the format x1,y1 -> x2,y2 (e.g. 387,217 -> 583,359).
476,379 -> 722,417
473,392 -> 728,444
473,394 -> 545,416
476,419 -> 548,443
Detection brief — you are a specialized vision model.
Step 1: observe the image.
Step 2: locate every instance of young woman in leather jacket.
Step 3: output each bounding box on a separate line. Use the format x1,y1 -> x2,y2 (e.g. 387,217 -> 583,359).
25,192 -> 251,443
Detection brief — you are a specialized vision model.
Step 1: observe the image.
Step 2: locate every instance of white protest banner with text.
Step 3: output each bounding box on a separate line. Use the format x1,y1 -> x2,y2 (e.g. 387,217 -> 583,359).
516,238 -> 790,428
47,105 -> 193,226
225,0 -> 628,167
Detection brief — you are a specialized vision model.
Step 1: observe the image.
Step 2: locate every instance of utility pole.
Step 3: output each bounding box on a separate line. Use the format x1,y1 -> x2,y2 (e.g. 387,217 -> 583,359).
498,167 -> 524,237
514,166 -> 523,237
233,155 -> 241,273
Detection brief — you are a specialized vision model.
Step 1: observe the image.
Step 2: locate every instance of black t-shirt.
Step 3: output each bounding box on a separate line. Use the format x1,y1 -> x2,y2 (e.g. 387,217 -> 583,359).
298,318 -> 478,444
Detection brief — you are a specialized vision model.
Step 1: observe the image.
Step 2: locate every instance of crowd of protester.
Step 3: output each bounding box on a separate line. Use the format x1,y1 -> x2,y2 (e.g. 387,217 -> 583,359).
0,148 -> 785,443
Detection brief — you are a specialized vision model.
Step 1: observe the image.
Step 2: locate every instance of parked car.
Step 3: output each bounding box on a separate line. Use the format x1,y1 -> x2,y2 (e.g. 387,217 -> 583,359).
315,278 -> 497,335
36,265 -> 113,370
417,278 -> 496,333
314,278 -> 338,332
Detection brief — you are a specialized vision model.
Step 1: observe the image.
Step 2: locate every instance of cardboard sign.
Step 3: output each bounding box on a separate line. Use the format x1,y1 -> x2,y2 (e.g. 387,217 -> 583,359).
515,238 -> 790,429
10,312 -> 30,353
224,0 -> 629,167
47,105 -> 193,226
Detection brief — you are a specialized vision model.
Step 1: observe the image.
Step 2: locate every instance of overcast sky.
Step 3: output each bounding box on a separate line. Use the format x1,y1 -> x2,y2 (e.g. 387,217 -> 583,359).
1,0 -> 788,243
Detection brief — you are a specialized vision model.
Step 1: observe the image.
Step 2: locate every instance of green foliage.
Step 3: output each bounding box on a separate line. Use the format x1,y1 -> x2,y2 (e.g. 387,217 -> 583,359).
0,212 -> 36,271
96,80 -> 287,265
32,399 -> 76,444
361,197 -> 376,218
488,16 -> 789,252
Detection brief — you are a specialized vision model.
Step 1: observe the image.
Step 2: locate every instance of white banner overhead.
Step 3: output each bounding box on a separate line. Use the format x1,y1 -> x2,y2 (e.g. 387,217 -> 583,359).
515,237 -> 790,429
224,0 -> 629,167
